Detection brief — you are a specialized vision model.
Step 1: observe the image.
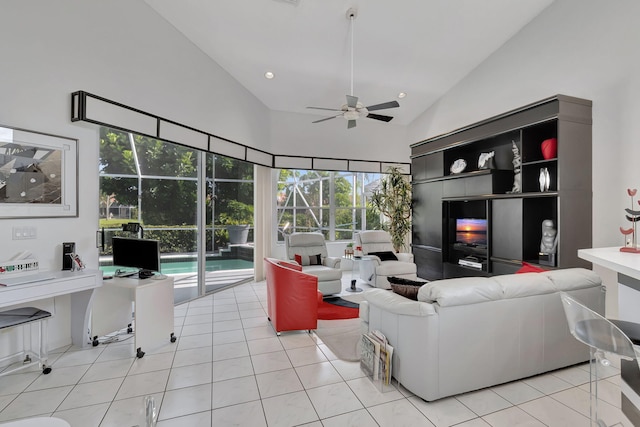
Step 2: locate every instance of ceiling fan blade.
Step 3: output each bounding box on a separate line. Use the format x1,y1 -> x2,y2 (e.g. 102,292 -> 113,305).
365,100 -> 400,112
367,113 -> 394,122
312,114 -> 342,124
307,106 -> 342,111
347,119 -> 357,129
346,95 -> 358,109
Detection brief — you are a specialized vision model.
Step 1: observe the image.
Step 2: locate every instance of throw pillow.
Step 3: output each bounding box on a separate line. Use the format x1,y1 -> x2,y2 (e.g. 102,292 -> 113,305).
516,261 -> 546,274
388,276 -> 427,301
294,254 -> 322,266
369,251 -> 398,261
390,284 -> 421,300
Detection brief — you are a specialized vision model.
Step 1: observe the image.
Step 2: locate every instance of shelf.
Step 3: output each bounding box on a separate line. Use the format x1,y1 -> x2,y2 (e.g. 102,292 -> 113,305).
411,95 -> 592,280
522,158 -> 557,167
443,191 -> 558,202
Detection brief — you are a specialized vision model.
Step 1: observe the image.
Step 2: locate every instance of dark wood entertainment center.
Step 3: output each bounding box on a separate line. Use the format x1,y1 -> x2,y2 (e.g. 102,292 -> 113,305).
410,95 -> 592,280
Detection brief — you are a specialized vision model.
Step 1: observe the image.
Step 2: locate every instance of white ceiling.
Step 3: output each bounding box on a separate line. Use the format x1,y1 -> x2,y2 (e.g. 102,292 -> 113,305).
144,0 -> 554,126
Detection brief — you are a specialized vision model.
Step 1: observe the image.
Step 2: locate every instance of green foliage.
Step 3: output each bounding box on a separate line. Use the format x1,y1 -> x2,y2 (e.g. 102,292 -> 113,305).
218,200 -> 254,225
370,166 -> 412,252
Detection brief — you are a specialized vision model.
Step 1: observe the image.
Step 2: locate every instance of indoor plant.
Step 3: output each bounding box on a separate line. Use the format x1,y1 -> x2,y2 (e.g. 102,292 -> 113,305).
370,166 -> 412,252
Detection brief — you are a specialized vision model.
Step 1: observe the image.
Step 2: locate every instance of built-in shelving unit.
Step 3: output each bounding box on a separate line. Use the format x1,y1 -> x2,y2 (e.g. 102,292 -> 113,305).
410,95 -> 592,280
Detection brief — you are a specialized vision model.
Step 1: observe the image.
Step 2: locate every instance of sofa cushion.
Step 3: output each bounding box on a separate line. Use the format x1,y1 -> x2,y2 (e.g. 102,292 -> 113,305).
417,277 -> 503,306
492,272 -> 556,299
369,251 -> 398,261
543,268 -> 602,291
303,265 -> 342,281
376,261 -> 417,276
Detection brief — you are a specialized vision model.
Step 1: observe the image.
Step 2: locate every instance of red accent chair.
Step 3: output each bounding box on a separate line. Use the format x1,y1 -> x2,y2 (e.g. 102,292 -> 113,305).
264,257 -> 320,335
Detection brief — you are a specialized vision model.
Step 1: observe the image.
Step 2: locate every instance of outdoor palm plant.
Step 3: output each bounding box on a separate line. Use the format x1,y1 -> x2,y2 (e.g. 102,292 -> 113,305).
370,166 -> 412,252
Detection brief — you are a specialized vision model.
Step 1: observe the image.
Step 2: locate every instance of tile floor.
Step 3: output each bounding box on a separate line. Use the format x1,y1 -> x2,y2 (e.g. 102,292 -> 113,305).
0,274 -> 635,426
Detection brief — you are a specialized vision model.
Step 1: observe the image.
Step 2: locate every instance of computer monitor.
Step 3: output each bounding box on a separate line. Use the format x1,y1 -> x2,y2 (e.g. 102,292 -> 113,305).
112,237 -> 160,278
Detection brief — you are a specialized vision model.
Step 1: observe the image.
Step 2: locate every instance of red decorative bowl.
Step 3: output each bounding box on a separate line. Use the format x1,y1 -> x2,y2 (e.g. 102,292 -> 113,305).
541,138 -> 557,160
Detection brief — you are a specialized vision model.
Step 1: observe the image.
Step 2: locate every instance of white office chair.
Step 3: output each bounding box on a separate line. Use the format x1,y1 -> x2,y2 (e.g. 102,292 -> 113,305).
560,292 -> 640,427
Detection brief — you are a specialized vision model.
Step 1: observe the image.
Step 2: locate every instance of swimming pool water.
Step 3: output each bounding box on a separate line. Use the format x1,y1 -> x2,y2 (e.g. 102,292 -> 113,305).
100,258 -> 254,275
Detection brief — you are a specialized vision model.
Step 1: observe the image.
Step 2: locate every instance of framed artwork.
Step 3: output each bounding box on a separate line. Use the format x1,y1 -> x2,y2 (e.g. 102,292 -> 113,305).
0,125 -> 78,218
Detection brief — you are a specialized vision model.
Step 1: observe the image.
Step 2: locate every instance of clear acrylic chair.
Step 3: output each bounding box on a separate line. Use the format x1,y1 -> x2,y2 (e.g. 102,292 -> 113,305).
560,292 -> 640,427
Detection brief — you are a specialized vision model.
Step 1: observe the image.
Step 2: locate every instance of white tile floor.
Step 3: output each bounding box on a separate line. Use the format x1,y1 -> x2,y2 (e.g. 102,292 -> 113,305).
0,274 -> 635,426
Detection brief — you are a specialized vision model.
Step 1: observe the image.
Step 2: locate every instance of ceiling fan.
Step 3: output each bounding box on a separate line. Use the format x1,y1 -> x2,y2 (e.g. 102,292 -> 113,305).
307,8 -> 399,129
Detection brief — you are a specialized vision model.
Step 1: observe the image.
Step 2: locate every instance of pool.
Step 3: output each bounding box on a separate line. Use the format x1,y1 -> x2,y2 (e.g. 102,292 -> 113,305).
100,258 -> 254,275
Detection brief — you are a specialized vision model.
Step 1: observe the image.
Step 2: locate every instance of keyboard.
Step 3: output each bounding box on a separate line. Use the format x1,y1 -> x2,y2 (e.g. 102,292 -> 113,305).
0,272 -> 56,287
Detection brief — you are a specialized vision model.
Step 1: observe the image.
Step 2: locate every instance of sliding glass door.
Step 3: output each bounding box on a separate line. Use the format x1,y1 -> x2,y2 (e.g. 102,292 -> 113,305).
99,128 -> 254,304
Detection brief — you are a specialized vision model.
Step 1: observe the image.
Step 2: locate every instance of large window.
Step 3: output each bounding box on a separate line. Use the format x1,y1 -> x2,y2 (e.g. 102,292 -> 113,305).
276,169 -> 383,242
99,128 -> 254,304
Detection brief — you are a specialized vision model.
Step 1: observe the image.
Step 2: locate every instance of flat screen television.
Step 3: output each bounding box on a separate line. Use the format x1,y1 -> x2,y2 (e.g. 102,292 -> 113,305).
112,237 -> 160,277
455,218 -> 488,246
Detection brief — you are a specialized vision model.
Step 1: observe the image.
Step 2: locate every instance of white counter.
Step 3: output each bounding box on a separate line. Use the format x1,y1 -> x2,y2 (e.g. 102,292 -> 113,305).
578,247 -> 640,425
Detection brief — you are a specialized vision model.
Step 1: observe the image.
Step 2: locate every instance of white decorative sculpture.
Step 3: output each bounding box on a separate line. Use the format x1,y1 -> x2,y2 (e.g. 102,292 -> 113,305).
509,141 -> 521,193
540,219 -> 558,255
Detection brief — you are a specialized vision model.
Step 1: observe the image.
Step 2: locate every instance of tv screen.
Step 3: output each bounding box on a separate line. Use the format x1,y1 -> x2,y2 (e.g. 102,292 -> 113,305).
112,237 -> 161,275
455,218 -> 487,246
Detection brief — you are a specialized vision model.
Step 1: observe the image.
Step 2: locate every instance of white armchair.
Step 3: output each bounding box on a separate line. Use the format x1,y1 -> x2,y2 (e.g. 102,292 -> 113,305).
285,232 -> 343,295
355,230 -> 417,289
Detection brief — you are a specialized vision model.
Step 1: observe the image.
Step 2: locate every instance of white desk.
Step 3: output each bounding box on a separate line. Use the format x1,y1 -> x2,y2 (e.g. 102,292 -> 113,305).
91,275 -> 175,357
0,269 -> 102,348
578,247 -> 640,425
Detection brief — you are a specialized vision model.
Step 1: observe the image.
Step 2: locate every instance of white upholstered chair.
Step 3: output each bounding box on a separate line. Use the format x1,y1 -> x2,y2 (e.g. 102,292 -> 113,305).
285,232 -> 342,295
355,230 -> 417,289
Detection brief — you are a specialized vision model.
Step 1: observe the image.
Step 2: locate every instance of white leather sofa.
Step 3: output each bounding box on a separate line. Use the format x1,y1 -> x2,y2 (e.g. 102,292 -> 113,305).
360,268 -> 604,401
355,230 -> 417,289
285,232 -> 342,295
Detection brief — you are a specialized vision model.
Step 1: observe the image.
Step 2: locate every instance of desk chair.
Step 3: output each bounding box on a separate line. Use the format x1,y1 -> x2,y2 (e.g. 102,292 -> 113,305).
560,292 -> 640,427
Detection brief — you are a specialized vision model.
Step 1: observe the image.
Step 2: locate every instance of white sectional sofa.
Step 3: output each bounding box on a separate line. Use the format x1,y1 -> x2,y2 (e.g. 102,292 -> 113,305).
360,268 -> 605,402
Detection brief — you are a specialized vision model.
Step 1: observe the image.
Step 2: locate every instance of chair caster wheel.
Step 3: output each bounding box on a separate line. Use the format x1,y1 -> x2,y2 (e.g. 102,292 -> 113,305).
92,336 -> 99,347
268,317 -> 271,322
127,327 -> 133,334
136,347 -> 145,358
170,333 -> 176,343
43,366 -> 52,374
276,332 -> 281,336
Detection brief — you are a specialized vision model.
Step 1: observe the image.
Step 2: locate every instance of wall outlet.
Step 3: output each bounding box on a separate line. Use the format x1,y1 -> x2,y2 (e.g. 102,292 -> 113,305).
12,226 -> 37,240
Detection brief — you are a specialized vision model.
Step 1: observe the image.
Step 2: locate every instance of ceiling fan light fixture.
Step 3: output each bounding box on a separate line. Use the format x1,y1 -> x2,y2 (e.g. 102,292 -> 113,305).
264,71 -> 275,79
398,92 -> 407,99
306,7 -> 399,129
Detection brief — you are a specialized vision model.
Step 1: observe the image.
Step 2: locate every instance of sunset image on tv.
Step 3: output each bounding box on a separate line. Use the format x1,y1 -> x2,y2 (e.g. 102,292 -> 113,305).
456,218 -> 487,245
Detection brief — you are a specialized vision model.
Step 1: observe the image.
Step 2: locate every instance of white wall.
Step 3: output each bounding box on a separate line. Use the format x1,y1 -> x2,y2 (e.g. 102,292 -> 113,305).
408,0 -> 640,249
270,110 -> 409,163
0,0 -> 271,350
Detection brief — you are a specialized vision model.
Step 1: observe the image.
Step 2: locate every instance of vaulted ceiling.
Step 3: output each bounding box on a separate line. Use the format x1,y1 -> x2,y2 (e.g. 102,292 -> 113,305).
144,0 -> 554,127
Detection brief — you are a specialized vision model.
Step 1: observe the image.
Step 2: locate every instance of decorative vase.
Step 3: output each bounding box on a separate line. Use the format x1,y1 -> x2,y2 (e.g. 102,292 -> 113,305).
539,168 -> 550,192
541,138 -> 557,160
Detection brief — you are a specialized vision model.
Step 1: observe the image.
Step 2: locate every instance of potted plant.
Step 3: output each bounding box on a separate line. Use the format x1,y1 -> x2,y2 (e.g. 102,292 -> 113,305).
219,200 -> 254,244
369,166 -> 412,252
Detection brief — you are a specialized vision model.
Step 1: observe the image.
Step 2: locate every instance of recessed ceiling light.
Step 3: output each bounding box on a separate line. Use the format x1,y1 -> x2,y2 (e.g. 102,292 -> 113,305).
398,92 -> 407,99
264,71 -> 275,79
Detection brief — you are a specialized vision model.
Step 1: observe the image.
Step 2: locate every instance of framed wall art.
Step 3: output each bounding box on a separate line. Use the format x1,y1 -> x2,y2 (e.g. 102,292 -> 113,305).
0,125 -> 78,218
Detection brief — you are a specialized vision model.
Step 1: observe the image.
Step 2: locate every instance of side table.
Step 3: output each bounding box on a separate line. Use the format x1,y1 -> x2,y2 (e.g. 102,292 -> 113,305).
342,256 -> 373,293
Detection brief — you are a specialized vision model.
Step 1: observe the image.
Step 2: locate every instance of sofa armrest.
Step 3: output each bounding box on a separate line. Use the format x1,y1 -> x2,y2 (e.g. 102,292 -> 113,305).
364,255 -> 382,265
364,288 -> 436,316
396,252 -> 414,263
323,256 -> 341,269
